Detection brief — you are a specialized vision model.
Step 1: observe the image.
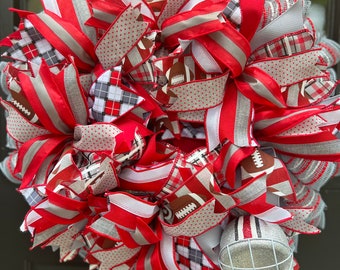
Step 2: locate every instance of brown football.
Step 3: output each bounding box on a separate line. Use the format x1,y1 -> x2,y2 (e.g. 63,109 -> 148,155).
163,193 -> 206,224
10,89 -> 39,123
165,62 -> 194,87
240,148 -> 275,178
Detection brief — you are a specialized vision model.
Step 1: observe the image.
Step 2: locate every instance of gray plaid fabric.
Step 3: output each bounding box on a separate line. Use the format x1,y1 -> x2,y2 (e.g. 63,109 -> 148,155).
4,19 -> 65,66
223,0 -> 241,28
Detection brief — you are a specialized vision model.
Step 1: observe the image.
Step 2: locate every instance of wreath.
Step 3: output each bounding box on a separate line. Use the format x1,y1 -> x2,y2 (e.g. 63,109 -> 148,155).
1,0 -> 340,269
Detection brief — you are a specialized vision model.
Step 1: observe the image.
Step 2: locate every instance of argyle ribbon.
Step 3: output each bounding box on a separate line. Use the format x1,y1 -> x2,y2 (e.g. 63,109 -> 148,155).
1,18 -> 66,68
2,1 -> 340,269
89,67 -> 145,123
21,10 -> 97,72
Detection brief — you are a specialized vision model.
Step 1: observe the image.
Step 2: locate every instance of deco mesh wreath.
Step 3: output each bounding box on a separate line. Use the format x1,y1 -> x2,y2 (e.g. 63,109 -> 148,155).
1,0 -> 340,269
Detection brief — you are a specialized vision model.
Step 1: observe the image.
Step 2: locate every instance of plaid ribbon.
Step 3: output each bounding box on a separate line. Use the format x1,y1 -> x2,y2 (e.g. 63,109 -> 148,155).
22,10 -> 97,72
3,19 -> 65,67
249,29 -> 314,62
89,67 -> 144,122
223,0 -> 241,29
175,236 -> 216,270
1,61 -> 133,189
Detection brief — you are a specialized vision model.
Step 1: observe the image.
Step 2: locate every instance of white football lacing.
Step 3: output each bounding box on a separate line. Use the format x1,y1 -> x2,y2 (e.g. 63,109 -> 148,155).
251,149 -> 264,168
175,202 -> 197,220
171,74 -> 185,85
12,99 -> 30,116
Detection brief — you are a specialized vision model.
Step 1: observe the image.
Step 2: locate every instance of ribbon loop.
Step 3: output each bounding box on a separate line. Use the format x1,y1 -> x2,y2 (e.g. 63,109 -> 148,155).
95,5 -> 149,69
73,124 -> 122,153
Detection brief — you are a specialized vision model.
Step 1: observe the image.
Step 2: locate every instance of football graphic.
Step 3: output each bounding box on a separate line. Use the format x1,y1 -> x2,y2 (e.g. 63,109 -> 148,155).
165,61 -> 194,87
10,89 -> 39,123
163,193 -> 206,224
240,148 -> 275,178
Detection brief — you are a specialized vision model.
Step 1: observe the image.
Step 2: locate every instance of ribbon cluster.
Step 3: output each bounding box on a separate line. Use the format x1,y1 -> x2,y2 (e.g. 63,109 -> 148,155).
1,0 -> 340,269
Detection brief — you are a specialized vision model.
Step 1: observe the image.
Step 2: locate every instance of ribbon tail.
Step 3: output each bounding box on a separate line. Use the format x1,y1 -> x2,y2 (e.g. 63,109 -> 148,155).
236,67 -> 286,108
16,135 -> 70,189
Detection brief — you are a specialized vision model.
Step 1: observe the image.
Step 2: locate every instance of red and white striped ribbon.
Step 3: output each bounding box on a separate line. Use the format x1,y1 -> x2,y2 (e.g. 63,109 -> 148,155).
159,166 -> 236,236
229,173 -> 292,223
18,61 -> 81,135
41,0 -> 97,44
213,141 -> 255,188
255,103 -> 340,160
161,1 -> 227,49
89,192 -> 160,249
205,84 -> 256,150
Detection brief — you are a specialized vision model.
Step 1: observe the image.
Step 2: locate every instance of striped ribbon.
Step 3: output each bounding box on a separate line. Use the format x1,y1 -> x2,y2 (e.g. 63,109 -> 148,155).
229,173 -> 292,223
255,102 -> 340,160
156,0 -> 326,154
21,182 -> 90,248
41,0 -> 97,44
205,83 -> 256,150
88,192 -> 161,248
213,141 -> 255,188
17,57 -> 89,133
